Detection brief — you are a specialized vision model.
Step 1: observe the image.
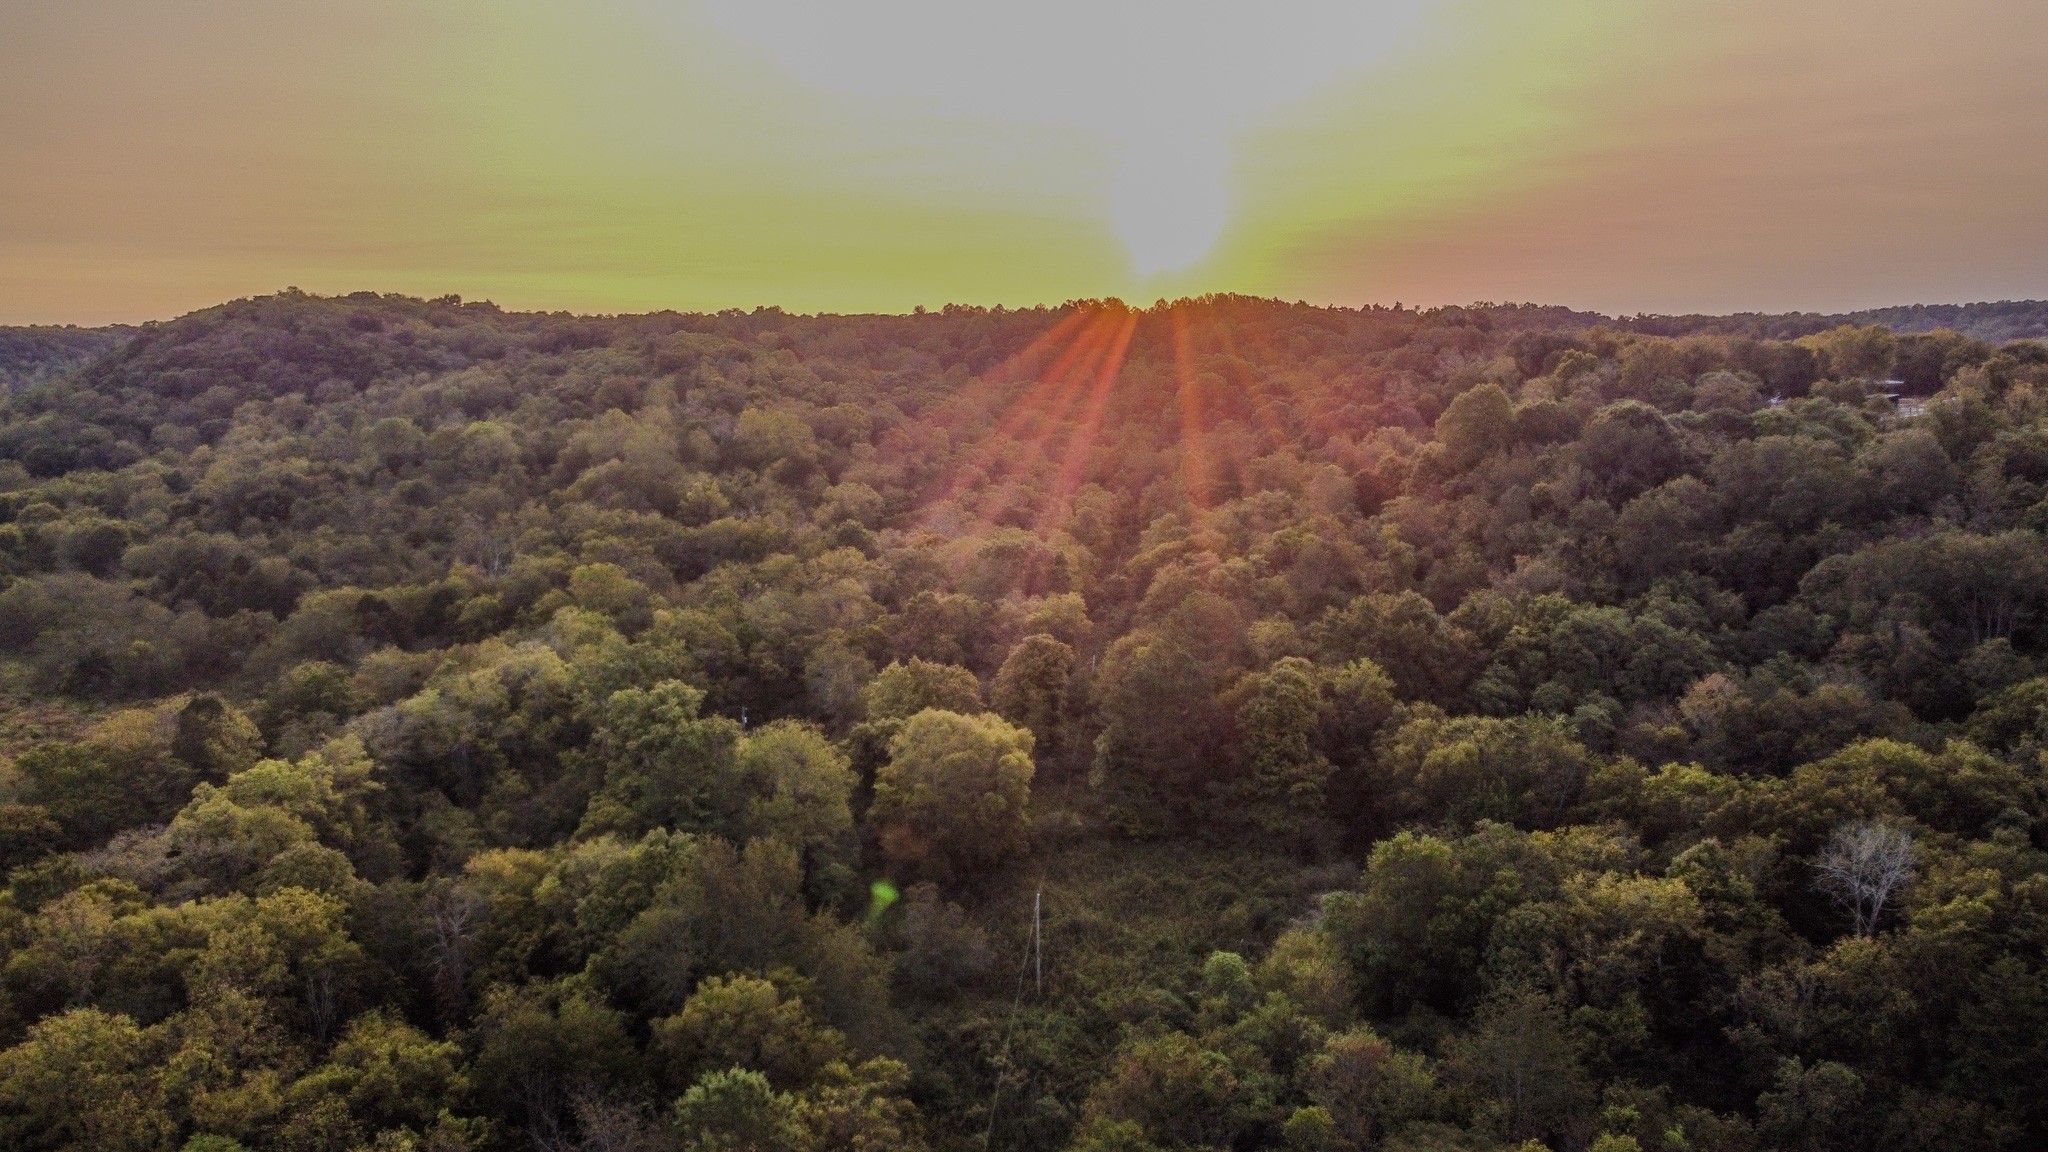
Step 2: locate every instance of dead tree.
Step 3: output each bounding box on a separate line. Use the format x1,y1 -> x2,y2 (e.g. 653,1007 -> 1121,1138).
1814,820 -> 1914,937
424,880 -> 484,1019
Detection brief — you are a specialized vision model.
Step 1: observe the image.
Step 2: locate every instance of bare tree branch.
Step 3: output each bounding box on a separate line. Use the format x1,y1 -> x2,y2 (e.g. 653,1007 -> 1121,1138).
1814,820 -> 1914,937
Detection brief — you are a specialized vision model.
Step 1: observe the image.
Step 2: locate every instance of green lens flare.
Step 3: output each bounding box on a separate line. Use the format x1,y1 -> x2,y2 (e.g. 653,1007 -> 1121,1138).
868,881 -> 900,921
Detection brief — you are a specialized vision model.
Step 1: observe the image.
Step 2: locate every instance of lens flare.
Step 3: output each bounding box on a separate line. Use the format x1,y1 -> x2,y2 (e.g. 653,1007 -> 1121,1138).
866,880 -> 901,925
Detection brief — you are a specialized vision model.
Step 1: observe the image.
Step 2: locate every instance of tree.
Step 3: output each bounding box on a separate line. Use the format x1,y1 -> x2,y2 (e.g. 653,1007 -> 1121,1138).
990,633 -> 1075,754
1374,710 -> 1597,830
792,1057 -> 927,1152
1965,674 -> 2048,752
1321,826 -> 1539,1019
467,983 -> 638,1141
731,407 -> 820,476
568,562 -> 657,634
861,658 -> 984,722
283,1009 -> 467,1140
1080,1031 -> 1271,1151
19,713 -> 197,849
1434,383 -> 1517,470
1316,657 -> 1398,773
1575,401 -> 1687,502
1089,614 -> 1238,833
848,658 -> 987,785
1299,1027 -> 1435,1151
651,974 -> 849,1093
579,680 -> 744,839
879,882 -> 994,1003
869,710 -> 1034,878
421,880 -> 484,1020
171,695 -> 263,784
587,837 -> 817,1016
0,803 -> 61,872
1445,986 -> 1591,1145
733,720 -> 856,861
0,1007 -> 169,1152
1757,1058 -> 1867,1152
1067,1117 -> 1168,1152
671,1068 -> 804,1152
166,784 -> 320,894
1812,820 -> 1913,937
1799,324 -> 1897,381
1256,929 -> 1354,1029
1314,592 -> 1475,705
1233,657 -> 1335,835
1470,596 -> 1719,717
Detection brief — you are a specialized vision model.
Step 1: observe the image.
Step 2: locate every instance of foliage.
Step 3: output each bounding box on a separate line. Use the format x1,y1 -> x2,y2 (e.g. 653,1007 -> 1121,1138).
0,292 -> 2046,1150
869,709 -> 1035,879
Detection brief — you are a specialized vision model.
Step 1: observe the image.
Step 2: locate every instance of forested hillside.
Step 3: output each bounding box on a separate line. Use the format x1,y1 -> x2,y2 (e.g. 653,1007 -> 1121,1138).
0,325 -> 135,391
3,289 -> 2048,1152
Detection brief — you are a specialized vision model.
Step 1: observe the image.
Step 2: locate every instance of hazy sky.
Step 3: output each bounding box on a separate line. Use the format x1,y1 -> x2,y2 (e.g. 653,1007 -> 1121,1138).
5,0 -> 2047,323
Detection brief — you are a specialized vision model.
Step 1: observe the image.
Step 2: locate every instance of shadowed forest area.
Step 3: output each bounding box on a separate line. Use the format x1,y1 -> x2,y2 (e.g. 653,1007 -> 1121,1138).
3,290 -> 2048,1152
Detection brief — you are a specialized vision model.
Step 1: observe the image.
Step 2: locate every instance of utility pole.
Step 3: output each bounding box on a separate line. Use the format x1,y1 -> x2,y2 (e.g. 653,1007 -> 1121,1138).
1032,889 -> 1042,997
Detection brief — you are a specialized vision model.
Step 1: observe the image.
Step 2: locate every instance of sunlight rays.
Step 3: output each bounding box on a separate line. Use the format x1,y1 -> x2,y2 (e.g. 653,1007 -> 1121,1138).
919,309 -> 1128,531
917,301 -> 1352,543
1034,312 -> 1138,534
1171,310 -> 1214,511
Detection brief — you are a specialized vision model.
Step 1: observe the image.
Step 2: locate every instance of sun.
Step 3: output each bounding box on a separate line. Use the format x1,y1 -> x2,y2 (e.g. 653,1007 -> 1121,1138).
1112,133 -> 1233,276
692,0 -> 1432,278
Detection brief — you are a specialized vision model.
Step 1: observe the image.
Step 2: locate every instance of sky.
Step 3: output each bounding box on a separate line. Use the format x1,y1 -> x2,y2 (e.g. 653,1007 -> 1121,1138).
4,0 -> 2048,324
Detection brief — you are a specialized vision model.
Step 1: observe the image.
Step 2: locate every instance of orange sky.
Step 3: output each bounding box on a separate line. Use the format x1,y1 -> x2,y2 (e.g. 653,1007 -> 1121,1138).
4,1 -> 2046,324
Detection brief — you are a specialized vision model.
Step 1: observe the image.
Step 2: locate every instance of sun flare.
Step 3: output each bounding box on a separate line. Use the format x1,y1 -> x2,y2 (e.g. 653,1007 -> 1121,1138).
693,0 -> 1431,275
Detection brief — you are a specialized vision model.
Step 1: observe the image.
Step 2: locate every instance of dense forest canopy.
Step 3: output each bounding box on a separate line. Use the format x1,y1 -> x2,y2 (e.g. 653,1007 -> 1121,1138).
2,289 -> 2048,1152
0,324 -> 135,392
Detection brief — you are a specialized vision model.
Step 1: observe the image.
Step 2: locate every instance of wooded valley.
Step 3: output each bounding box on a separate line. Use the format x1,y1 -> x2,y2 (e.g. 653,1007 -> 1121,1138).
2,291 -> 2047,1152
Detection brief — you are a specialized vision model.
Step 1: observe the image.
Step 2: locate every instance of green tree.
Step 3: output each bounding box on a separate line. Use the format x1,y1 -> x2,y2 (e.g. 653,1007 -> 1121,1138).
793,1057 -> 927,1152
1799,324 -> 1897,381
733,720 -> 856,861
861,658 -> 984,722
1233,657 -> 1335,835
1081,1031 -> 1272,1151
0,1008 -> 169,1152
171,695 -> 264,784
1434,382 -> 1517,470
1314,592 -> 1476,705
1575,401 -> 1687,502
283,1009 -> 466,1141
651,974 -> 850,1093
1446,986 -> 1591,1145
990,633 -> 1075,754
1374,710 -> 1598,829
0,803 -> 61,872
671,1068 -> 804,1152
1089,618 -> 1236,833
17,713 -> 193,848
468,983 -> 637,1138
1756,1058 -> 1866,1152
869,710 -> 1034,878
586,837 -> 822,1016
579,680 -> 744,838
1299,1026 -> 1436,1150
